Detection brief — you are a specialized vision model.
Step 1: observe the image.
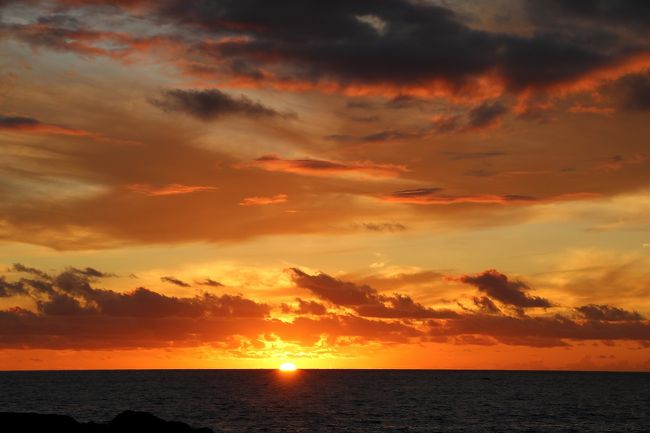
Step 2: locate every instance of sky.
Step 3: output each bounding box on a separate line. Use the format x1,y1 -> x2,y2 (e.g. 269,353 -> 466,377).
1,0 -> 650,371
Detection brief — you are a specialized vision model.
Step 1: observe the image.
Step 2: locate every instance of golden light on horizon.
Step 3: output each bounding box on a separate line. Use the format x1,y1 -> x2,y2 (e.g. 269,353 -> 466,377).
279,362 -> 297,371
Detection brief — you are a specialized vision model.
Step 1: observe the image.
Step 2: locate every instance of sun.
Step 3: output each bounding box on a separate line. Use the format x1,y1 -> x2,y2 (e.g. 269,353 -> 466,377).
279,362 -> 297,371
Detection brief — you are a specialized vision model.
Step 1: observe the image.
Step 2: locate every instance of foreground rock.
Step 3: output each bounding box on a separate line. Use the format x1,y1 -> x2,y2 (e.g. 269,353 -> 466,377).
0,410 -> 214,433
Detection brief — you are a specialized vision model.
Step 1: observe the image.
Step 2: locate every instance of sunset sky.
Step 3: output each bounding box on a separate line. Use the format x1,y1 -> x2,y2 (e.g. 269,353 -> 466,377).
1,0 -> 650,371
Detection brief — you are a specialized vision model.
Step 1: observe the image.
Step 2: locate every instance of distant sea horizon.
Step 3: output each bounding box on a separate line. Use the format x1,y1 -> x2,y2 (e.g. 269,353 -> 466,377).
2,369 -> 649,432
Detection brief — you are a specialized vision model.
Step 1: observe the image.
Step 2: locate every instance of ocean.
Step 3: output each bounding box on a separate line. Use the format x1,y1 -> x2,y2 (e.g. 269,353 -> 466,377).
0,370 -> 648,432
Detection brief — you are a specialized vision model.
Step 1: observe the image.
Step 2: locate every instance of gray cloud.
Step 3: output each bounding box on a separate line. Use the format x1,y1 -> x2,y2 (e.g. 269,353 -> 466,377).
151,89 -> 294,121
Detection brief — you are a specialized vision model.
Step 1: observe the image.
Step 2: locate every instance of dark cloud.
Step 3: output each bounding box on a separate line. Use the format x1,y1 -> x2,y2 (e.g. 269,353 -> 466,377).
390,188 -> 444,198
197,278 -> 224,287
70,267 -> 113,278
0,115 -> 40,129
290,268 -> 457,319
360,222 -> 406,232
385,188 -> 537,205
290,268 -> 379,307
151,89 -> 292,121
430,103 -> 508,134
0,266 -> 275,349
460,270 -> 552,309
160,276 -> 191,287
0,266 -> 426,349
430,313 -> 650,347
431,115 -> 462,133
0,113 -> 88,135
472,296 -> 502,315
1,265 -> 649,350
356,294 -> 458,319
152,0 -> 628,95
467,101 -> 508,129
611,73 -> 650,111
0,276 -> 27,297
324,129 -> 424,143
282,298 -> 328,315
36,293 -> 88,316
4,267 -> 270,319
526,0 -> 650,31
576,304 -> 644,322
2,0 -> 638,100
11,263 -> 51,280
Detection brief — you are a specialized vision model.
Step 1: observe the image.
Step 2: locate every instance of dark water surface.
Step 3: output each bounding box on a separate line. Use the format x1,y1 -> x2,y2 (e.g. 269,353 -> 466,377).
0,370 -> 649,432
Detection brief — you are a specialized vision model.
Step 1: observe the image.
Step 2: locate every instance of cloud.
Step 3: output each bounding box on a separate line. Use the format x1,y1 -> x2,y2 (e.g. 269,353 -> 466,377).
356,294 -> 459,319
3,0 -> 650,105
290,268 -> 379,307
73,267 -> 111,278
282,298 -> 328,316
329,104 -> 507,141
10,263 -> 51,280
526,0 -> 650,31
576,304 -> 644,322
149,0 -> 641,97
0,266 -> 275,349
0,265 -> 426,349
384,188 -> 537,205
360,222 -> 406,232
383,189 -> 600,206
610,73 -> 650,111
459,270 -> 552,309
0,114 -> 89,136
472,296 -> 502,315
289,268 -> 457,319
160,276 -> 191,287
0,17 -> 181,62
0,113 -> 139,144
466,101 -> 508,130
196,278 -> 224,287
0,276 -> 27,297
239,194 -> 288,206
324,129 -> 424,143
428,101 -> 507,133
430,313 -> 650,347
250,154 -> 408,179
1,265 -> 649,351
126,184 -> 218,196
151,89 -> 292,121
7,267 -> 270,319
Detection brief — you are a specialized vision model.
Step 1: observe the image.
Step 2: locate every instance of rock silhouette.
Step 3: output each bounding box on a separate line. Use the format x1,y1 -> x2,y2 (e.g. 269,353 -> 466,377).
0,410 -> 214,433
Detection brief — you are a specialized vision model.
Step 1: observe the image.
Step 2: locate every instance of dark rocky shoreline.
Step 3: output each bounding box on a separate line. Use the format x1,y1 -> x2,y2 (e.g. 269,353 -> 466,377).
0,411 -> 214,433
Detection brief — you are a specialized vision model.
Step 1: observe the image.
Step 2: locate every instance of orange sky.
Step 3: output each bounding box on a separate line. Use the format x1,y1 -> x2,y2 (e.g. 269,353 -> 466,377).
1,0 -> 649,371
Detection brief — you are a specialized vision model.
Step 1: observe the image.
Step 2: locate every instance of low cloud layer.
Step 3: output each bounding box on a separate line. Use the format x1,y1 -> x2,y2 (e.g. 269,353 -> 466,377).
0,264 -> 648,352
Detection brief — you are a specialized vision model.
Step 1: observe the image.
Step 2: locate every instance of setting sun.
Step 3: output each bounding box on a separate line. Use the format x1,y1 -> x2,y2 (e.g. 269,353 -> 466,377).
279,362 -> 297,371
